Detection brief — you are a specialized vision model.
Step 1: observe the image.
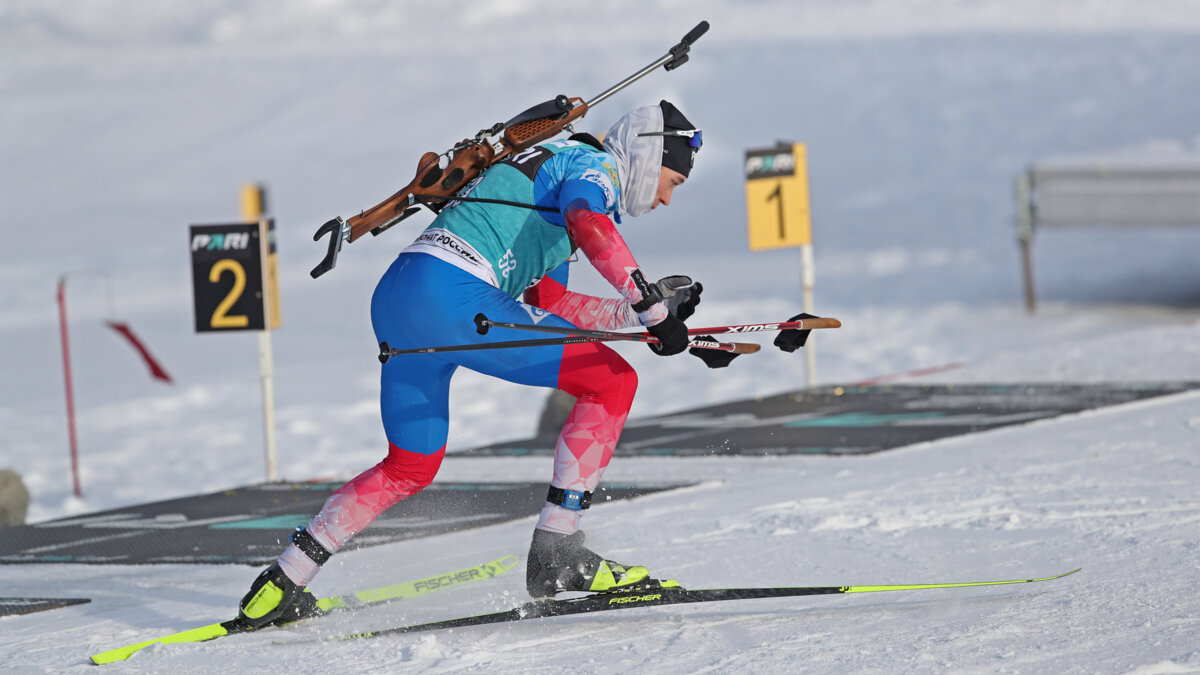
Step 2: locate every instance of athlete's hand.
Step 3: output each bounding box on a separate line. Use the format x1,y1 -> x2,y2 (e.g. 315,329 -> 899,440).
655,275 -> 702,321
646,313 -> 689,356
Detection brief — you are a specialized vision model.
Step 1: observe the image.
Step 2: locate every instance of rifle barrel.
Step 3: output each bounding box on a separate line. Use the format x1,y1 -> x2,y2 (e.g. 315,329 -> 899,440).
586,21 -> 708,108
586,53 -> 674,109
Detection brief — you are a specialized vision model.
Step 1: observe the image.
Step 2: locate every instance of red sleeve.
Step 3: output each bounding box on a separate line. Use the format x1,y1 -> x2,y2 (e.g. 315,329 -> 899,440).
565,207 -> 667,326
523,274 -> 566,309
522,240 -> 641,331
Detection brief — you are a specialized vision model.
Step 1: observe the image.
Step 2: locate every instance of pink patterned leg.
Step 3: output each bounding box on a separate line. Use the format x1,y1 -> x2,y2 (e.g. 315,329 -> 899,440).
279,444 -> 444,585
536,342 -> 638,535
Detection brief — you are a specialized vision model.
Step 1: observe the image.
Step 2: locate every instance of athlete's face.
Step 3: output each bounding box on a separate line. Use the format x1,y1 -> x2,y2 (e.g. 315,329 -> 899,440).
652,167 -> 687,210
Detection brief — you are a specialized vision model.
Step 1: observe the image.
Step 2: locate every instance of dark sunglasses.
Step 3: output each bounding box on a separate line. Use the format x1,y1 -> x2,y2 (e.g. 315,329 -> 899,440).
637,129 -> 703,149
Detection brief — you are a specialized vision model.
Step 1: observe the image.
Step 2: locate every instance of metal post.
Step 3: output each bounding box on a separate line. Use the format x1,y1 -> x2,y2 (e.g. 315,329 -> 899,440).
258,327 -> 277,481
800,244 -> 817,387
1015,171 -> 1037,313
57,276 -> 83,498
242,184 -> 278,481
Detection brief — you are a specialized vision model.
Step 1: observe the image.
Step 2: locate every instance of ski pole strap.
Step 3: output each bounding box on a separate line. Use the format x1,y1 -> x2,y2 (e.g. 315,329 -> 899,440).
546,487 -> 592,511
628,270 -> 663,313
291,527 -> 333,566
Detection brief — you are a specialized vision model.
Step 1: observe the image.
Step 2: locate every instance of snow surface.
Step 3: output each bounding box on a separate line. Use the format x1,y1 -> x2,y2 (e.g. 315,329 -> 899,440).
2,1 -> 1200,672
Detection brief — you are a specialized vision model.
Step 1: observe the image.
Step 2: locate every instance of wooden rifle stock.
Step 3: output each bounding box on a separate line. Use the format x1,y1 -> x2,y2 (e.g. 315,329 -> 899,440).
345,97 -> 589,243
344,145 -> 492,243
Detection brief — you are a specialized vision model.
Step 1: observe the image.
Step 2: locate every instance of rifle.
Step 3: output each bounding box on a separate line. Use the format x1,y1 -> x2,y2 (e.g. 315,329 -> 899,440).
310,21 -> 710,278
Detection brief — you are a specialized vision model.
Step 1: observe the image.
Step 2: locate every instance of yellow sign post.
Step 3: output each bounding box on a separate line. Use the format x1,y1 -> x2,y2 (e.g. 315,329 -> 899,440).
239,183 -> 280,482
241,185 -> 282,330
744,143 -> 819,386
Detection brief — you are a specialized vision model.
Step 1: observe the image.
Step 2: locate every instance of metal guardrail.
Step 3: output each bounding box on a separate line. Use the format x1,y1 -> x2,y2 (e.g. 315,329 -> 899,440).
1016,160 -> 1200,311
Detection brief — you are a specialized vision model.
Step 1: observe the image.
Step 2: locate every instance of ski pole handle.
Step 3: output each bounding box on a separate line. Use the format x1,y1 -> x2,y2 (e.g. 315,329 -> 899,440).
704,341 -> 760,355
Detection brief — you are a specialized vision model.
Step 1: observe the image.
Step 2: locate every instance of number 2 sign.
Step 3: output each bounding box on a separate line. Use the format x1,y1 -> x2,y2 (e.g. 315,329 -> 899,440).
189,221 -> 271,332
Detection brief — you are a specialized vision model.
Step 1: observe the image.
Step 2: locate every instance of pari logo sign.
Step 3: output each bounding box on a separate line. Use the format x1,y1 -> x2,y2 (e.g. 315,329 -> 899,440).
744,150 -> 796,179
191,231 -> 253,252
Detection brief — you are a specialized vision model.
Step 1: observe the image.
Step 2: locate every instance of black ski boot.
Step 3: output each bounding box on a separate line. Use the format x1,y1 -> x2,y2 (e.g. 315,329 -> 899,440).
526,529 -> 652,598
238,563 -> 319,628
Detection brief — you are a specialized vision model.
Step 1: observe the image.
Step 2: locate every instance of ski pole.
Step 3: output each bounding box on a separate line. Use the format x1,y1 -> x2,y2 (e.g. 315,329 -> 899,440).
378,333 -> 757,363
473,314 -> 772,353
473,313 -> 842,340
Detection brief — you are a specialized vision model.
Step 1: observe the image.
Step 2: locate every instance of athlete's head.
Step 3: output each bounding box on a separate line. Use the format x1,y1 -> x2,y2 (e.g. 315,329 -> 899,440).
602,100 -> 701,217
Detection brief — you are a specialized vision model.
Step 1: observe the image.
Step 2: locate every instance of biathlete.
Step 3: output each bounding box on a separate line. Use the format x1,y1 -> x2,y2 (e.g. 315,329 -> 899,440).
239,100 -> 707,627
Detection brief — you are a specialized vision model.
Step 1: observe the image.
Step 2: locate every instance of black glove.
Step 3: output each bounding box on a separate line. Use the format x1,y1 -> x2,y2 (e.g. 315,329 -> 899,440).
646,312 -> 689,356
688,335 -> 740,368
655,275 -> 703,322
774,313 -> 817,353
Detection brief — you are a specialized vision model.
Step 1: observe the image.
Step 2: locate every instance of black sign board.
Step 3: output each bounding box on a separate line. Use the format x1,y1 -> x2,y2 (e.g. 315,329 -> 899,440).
744,144 -> 798,180
189,222 -> 268,332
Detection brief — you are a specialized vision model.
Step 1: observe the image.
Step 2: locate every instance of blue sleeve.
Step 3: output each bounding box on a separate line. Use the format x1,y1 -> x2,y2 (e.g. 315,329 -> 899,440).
533,150 -> 620,226
546,259 -> 570,287
558,176 -> 610,215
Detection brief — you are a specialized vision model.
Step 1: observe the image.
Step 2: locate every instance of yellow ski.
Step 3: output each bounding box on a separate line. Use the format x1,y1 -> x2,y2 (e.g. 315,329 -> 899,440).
90,554 -> 519,665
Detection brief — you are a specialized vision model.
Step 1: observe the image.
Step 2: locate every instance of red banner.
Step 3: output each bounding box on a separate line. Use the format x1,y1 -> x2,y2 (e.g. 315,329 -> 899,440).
105,321 -> 173,384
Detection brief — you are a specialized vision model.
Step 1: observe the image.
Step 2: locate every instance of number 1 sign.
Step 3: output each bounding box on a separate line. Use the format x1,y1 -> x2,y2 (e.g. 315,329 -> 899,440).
744,143 -> 812,251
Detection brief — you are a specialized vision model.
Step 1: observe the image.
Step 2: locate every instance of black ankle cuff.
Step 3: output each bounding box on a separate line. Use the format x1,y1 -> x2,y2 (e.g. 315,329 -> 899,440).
291,527 -> 332,566
546,486 -> 592,511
